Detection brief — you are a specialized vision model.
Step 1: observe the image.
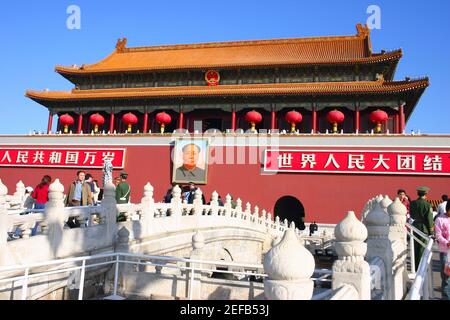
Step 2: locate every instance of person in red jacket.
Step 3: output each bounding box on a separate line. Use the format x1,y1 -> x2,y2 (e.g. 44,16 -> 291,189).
31,175 -> 51,209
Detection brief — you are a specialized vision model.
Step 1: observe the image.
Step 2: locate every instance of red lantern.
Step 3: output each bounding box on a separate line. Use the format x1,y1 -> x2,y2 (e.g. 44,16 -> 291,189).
89,113 -> 105,133
370,109 -> 388,133
245,110 -> 263,132
155,112 -> 172,134
285,110 -> 303,133
59,114 -> 74,133
326,109 -> 345,133
122,112 -> 138,133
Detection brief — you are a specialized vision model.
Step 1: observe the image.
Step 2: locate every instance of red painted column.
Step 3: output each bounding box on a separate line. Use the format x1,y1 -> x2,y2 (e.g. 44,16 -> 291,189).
355,106 -> 360,133
312,107 -> 317,133
231,110 -> 236,131
77,113 -> 83,134
393,114 -> 398,134
143,112 -> 148,133
47,112 -> 53,134
109,112 -> 115,133
178,112 -> 184,129
271,110 -> 276,130
399,103 -> 405,133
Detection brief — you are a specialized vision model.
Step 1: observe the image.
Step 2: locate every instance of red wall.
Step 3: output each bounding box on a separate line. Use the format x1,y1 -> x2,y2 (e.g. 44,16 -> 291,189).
0,144 -> 448,224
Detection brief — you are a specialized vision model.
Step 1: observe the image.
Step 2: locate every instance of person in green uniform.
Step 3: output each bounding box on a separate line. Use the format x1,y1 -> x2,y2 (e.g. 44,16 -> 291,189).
116,171 -> 131,204
409,186 -> 434,270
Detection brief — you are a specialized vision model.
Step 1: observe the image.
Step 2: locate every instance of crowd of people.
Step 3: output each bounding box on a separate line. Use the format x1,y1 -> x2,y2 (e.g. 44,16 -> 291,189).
163,181 -> 229,207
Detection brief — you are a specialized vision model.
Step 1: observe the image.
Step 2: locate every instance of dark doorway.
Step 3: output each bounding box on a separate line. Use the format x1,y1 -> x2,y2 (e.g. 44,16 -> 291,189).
274,196 -> 306,230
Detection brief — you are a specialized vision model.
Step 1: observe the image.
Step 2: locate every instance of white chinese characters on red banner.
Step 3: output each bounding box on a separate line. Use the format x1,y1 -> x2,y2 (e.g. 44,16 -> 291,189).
0,148 -> 125,168
264,150 -> 450,176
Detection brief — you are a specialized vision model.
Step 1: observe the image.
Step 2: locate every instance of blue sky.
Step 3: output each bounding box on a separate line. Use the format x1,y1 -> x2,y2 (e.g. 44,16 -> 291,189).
0,0 -> 449,134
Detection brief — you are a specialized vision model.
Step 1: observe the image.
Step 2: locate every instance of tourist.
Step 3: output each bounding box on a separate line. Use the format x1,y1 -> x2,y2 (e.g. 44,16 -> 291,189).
409,186 -> 435,270
434,201 -> 450,299
116,171 -> 131,204
397,189 -> 410,217
437,194 -> 448,217
185,182 -> 205,204
65,171 -> 93,207
31,175 -> 51,209
29,177 -> 50,237
85,173 -> 95,202
65,171 -> 93,228
309,221 -> 318,236
23,186 -> 35,209
163,183 -> 177,203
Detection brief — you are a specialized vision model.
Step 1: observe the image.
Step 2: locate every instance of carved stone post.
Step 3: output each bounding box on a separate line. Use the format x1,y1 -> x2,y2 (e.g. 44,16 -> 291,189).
13,180 -> 26,206
102,158 -> 113,187
210,191 -> 219,216
101,183 -> 118,246
387,198 -> 408,299
224,194 -> 232,217
244,202 -> 251,219
332,211 -> 371,300
0,180 -> 8,266
261,209 -> 267,225
380,195 -> 393,212
189,230 -> 207,299
263,224 -> 315,300
252,206 -> 259,223
365,202 -> 393,299
193,188 -> 203,216
361,197 -> 376,222
170,185 -> 182,217
140,183 -> 155,238
45,179 -> 66,259
235,198 -> 242,218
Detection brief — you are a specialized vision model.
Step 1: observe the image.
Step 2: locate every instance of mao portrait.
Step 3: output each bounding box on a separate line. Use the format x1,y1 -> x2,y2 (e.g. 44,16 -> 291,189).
172,139 -> 209,184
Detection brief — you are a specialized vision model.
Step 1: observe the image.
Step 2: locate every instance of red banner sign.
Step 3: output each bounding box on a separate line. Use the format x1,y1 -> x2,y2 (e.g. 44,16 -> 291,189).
264,149 -> 450,176
0,148 -> 126,168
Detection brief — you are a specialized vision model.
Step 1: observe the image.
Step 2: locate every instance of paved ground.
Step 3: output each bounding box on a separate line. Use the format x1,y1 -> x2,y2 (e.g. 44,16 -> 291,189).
430,250 -> 446,300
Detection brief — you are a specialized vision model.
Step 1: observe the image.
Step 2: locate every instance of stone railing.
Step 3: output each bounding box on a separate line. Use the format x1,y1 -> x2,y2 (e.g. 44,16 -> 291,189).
261,194 -> 409,300
0,179 -> 288,267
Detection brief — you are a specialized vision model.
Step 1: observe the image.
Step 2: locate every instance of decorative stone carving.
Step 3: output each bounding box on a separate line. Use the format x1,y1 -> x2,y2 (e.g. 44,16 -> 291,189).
365,202 -> 390,238
235,198 -> 242,213
380,195 -> 393,212
388,197 -> 407,228
102,158 -> 113,187
332,211 -> 371,300
193,188 -> 203,215
45,179 -> 66,258
0,179 -> 7,206
263,224 -> 315,300
387,197 -> 408,299
140,183 -> 155,237
192,230 -> 205,250
101,182 -> 119,245
12,180 -> 25,207
365,201 -> 394,300
210,191 -> 219,216
170,185 -> 182,216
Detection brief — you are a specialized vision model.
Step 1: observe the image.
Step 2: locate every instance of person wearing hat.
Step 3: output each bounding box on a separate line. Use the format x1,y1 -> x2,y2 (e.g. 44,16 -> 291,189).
116,171 -> 131,204
410,186 -> 435,270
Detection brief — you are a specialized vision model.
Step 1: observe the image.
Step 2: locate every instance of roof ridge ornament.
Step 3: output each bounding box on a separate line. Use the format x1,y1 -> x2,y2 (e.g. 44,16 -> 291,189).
356,23 -> 370,38
376,73 -> 384,82
116,38 -> 128,53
